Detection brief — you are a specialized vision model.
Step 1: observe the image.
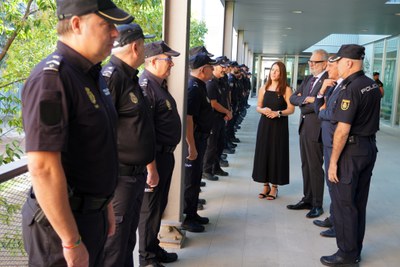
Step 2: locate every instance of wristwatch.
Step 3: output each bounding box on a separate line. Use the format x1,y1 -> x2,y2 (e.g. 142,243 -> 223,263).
277,110 -> 282,118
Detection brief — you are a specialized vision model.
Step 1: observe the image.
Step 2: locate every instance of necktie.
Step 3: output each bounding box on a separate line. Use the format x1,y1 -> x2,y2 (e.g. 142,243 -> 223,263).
309,76 -> 317,94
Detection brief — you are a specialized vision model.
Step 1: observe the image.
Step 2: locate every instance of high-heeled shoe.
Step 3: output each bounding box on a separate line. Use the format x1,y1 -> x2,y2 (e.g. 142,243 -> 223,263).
258,183 -> 271,199
266,185 -> 278,200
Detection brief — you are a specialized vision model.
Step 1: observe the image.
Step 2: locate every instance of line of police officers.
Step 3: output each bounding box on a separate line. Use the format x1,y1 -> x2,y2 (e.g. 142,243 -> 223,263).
20,0 -> 251,266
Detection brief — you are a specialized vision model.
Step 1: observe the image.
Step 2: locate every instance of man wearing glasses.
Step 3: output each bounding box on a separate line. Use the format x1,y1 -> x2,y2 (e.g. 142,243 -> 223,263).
138,40 -> 181,267
288,49 -> 329,219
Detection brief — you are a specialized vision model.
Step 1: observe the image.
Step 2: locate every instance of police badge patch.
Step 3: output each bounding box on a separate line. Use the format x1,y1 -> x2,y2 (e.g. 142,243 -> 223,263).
341,99 -> 350,110
129,92 -> 138,104
166,99 -> 172,110
85,87 -> 99,109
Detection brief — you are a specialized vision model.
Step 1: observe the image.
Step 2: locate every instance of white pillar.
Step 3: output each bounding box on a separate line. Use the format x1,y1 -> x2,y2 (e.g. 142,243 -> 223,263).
237,30 -> 244,63
223,1 -> 234,58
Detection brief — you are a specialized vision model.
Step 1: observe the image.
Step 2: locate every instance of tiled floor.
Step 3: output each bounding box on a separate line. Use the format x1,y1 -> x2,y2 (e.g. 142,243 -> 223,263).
135,97 -> 400,267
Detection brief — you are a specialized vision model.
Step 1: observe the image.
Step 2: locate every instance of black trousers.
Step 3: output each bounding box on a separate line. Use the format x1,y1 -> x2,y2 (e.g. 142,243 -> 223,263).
203,116 -> 225,174
331,138 -> 377,260
138,151 -> 175,265
299,133 -> 324,207
103,173 -> 146,267
323,146 -> 335,228
22,196 -> 109,267
184,132 -> 208,218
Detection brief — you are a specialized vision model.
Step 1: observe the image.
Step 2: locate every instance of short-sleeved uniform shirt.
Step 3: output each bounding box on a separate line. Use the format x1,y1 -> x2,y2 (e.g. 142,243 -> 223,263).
333,71 -> 381,136
228,73 -> 239,107
102,56 -> 155,166
187,76 -> 214,134
139,69 -> 181,147
22,41 -> 118,197
206,76 -> 228,117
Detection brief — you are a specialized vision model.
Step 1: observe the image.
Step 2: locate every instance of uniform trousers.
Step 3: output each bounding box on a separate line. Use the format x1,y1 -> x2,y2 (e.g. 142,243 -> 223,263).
203,116 -> 225,174
138,151 -> 175,265
104,172 -> 146,267
22,196 -> 109,267
331,137 -> 377,260
299,133 -> 324,207
323,146 -> 335,228
184,132 -> 208,218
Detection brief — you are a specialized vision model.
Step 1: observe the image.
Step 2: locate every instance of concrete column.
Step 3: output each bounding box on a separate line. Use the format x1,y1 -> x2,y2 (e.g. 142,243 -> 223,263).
256,54 -> 262,94
292,55 -> 300,90
160,0 -> 190,248
223,1 -> 234,58
237,30 -> 244,63
243,42 -> 249,65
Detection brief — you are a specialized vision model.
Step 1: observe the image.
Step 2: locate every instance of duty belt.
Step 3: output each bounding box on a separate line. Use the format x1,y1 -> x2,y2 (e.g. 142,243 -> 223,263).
119,164 -> 146,176
347,135 -> 376,144
69,194 -> 112,213
156,144 -> 176,153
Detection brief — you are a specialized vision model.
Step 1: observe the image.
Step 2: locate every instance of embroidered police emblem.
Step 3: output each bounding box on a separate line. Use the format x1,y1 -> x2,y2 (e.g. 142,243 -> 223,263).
85,87 -> 99,109
341,99 -> 350,110
129,92 -> 138,104
166,99 -> 172,110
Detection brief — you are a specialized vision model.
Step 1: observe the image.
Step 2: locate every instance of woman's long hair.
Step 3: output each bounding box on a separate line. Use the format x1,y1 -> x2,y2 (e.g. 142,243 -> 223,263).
264,61 -> 288,96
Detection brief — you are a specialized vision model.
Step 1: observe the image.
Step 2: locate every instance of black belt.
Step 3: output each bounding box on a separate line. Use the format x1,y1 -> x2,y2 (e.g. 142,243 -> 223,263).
347,135 -> 376,144
119,164 -> 146,176
156,144 -> 176,153
69,194 -> 112,213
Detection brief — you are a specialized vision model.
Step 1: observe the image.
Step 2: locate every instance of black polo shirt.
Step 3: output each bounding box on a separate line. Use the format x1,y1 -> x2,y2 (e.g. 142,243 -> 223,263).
187,76 -> 214,134
206,76 -> 228,117
139,69 -> 181,146
102,56 -> 155,166
22,41 -> 118,197
333,71 -> 381,136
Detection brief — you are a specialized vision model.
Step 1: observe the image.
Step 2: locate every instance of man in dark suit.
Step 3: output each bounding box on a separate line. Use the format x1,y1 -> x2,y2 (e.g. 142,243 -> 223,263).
287,49 -> 329,218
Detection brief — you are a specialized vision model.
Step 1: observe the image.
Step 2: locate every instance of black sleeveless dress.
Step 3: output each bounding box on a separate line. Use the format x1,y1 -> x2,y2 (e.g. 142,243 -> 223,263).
252,90 -> 289,185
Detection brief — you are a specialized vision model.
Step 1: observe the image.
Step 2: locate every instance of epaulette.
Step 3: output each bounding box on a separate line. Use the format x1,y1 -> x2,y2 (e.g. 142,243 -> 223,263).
43,54 -> 63,72
102,65 -> 116,78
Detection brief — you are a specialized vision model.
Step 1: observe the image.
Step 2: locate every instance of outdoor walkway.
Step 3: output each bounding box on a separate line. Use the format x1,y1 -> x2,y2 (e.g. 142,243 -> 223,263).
135,97 -> 400,267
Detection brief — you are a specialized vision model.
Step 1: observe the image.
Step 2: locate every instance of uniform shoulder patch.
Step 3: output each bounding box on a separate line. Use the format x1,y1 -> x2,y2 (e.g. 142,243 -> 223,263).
43,54 -> 63,72
341,99 -> 350,110
102,65 -> 116,78
139,78 -> 149,88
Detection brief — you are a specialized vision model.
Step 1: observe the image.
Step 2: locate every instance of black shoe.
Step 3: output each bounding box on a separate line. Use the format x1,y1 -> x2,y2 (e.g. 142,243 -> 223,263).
200,181 -> 206,187
220,154 -> 227,160
219,160 -> 229,167
306,207 -> 324,218
214,168 -> 229,176
320,228 -> 336,238
198,198 -> 206,205
197,203 -> 204,210
156,248 -> 178,263
231,137 -> 240,143
202,173 -> 219,181
192,213 -> 209,224
223,148 -> 235,154
320,254 -> 359,266
286,200 -> 313,210
313,217 -> 333,228
227,141 -> 237,148
182,219 -> 205,233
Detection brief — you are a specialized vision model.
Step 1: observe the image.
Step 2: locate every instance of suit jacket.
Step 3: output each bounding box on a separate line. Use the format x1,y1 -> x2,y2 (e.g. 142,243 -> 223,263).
290,72 -> 328,142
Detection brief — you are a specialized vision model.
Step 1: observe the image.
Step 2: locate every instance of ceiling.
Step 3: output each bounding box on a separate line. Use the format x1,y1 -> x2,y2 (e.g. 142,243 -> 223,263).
229,0 -> 400,56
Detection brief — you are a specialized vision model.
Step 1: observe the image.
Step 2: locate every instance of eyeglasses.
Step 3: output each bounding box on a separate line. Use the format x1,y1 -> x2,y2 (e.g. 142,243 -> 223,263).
308,60 -> 325,65
155,57 -> 173,63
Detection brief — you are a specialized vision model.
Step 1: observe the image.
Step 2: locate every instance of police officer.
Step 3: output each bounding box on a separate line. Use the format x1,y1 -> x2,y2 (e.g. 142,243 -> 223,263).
102,23 -> 156,267
313,57 -> 344,238
183,53 -> 216,233
320,44 -> 381,266
227,61 -> 241,146
202,56 -> 232,181
137,41 -> 181,267
21,1 -> 133,266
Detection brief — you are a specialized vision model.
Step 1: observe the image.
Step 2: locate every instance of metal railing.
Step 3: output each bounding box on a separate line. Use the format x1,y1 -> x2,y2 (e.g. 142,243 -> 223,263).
0,158 -> 29,267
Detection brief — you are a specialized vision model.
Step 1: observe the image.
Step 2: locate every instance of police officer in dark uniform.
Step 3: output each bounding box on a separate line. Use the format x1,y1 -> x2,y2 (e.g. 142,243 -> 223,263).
137,41 -> 181,267
227,61 -> 241,145
320,44 -> 381,266
102,23 -> 156,267
182,53 -> 217,233
21,1 -> 133,266
202,56 -> 232,181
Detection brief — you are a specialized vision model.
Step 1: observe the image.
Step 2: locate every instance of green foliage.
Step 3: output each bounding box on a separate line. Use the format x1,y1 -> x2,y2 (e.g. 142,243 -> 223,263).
190,18 -> 208,48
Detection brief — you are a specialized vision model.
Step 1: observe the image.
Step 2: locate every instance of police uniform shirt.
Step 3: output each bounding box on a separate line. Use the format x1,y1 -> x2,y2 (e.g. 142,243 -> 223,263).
22,41 -> 118,197
332,70 -> 381,136
206,77 -> 227,117
139,69 -> 181,146
102,55 -> 155,166
187,75 -> 214,133
228,73 -> 239,105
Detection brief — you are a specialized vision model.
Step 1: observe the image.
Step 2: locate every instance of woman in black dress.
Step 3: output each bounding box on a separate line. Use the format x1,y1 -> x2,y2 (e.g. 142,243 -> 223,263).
252,61 -> 294,200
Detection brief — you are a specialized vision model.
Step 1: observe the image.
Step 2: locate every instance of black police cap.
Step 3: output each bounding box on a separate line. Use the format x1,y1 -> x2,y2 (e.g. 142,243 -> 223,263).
189,53 -> 217,69
145,41 -> 180,58
189,46 -> 214,57
114,24 -> 155,47
56,0 -> 133,24
329,44 -> 365,62
215,56 -> 229,67
373,72 -> 380,76
230,61 -> 239,67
